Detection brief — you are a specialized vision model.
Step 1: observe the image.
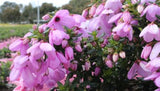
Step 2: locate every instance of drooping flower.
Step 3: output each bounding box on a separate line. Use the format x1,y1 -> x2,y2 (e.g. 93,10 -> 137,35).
150,42 -> 160,60
141,44 -> 152,60
65,46 -> 74,60
139,23 -> 160,42
104,0 -> 122,13
94,67 -> 101,76
49,29 -> 70,45
141,4 -> 160,22
48,10 -> 76,31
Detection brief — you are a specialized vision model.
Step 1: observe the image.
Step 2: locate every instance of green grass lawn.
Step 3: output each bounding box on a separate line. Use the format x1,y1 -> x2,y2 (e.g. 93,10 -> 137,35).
0,24 -> 33,41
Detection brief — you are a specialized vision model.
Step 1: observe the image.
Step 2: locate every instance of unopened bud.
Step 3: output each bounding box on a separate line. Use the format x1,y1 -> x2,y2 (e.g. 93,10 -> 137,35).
137,4 -> 144,13
75,44 -> 82,52
32,24 -> 37,30
70,61 -> 78,71
113,33 -> 120,41
42,14 -> 50,20
85,61 -> 91,71
105,58 -> 113,68
62,40 -> 68,48
89,4 -> 96,17
119,51 -> 126,59
112,52 -> 119,62
94,67 -> 101,76
82,8 -> 89,18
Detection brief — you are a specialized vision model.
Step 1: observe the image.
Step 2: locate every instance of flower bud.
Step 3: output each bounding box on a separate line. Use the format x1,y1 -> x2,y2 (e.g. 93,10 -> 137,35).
119,51 -> 126,59
112,52 -> 119,62
75,44 -> 82,52
85,61 -> 91,71
141,44 -> 152,60
89,4 -> 96,17
42,14 -> 50,20
105,58 -> 113,68
70,61 -> 78,71
82,8 -> 88,18
137,4 -> 144,13
65,46 -> 74,60
32,24 -> 37,30
62,40 -> 68,48
94,67 -> 101,76
113,33 -> 120,41
86,85 -> 91,89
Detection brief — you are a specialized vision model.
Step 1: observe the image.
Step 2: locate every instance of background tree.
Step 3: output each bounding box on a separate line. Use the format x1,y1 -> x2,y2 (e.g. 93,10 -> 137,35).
0,1 -> 21,23
40,3 -> 57,17
62,0 -> 90,14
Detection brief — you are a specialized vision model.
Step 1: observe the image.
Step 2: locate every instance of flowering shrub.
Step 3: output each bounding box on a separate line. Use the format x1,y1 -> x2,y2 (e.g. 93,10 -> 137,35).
8,0 -> 160,91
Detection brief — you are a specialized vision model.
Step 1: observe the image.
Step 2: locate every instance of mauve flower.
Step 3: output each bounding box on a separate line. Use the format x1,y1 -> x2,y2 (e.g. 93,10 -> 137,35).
85,61 -> 91,71
141,4 -> 160,22
72,14 -> 86,26
38,24 -> 48,33
56,52 -> 68,64
62,40 -> 68,48
105,58 -> 113,68
94,4 -> 104,17
104,0 -> 122,13
70,61 -> 78,71
127,61 -> 151,79
108,12 -> 123,24
95,67 -> 101,76
112,23 -> 133,41
150,42 -> 160,60
141,44 -> 152,60
49,29 -> 70,45
65,46 -> 74,60
89,4 -> 96,17
82,8 -> 89,18
9,39 -> 29,55
42,14 -> 50,20
75,44 -> 82,52
139,23 -> 160,42
48,10 -> 75,31
146,57 -> 160,71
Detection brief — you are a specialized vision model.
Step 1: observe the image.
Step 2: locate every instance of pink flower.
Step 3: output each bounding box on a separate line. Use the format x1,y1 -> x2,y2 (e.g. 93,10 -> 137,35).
72,14 -> 86,26
85,61 -> 91,71
82,8 -> 89,18
150,42 -> 160,60
112,23 -> 133,40
65,46 -> 74,60
94,4 -> 104,17
49,29 -> 70,45
105,58 -> 113,68
75,44 -> 82,52
9,39 -> 29,55
62,40 -> 68,48
70,61 -> 78,71
89,4 -> 96,17
94,67 -> 101,76
141,4 -> 160,22
38,24 -> 48,33
56,52 -> 68,64
48,10 -> 75,30
42,14 -> 50,20
104,0 -> 122,13
139,23 -> 160,42
127,61 -> 151,79
141,44 -> 152,60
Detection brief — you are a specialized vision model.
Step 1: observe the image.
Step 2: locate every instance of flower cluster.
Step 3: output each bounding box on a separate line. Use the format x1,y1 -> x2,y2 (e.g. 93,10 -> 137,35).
8,0 -> 160,90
